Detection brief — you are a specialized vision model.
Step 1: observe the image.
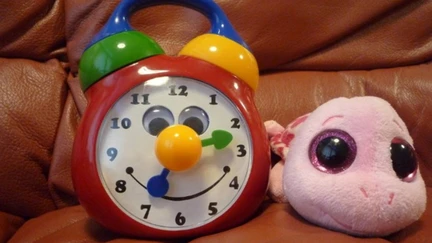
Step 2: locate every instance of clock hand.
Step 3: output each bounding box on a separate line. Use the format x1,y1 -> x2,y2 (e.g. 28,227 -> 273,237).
201,130 -> 233,149
155,126 -> 234,172
147,168 -> 170,198
147,127 -> 233,198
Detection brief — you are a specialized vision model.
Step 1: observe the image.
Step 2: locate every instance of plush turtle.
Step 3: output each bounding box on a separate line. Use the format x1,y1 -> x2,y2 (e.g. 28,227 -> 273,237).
265,96 -> 427,237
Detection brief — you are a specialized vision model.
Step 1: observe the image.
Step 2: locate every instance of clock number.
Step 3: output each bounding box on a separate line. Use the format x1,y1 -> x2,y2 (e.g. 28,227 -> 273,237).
131,94 -> 150,105
169,85 -> 176,95
169,85 -> 188,96
115,180 -> 126,193
229,176 -> 239,190
175,212 -> 186,226
178,85 -> 188,96
208,202 -> 218,216
140,204 -> 151,219
231,118 -> 241,129
106,147 -> 118,161
237,144 -> 247,157
111,118 -> 131,129
209,94 -> 218,105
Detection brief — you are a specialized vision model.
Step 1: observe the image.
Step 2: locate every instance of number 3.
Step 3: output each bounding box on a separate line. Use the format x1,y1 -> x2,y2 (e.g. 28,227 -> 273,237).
237,145 -> 247,157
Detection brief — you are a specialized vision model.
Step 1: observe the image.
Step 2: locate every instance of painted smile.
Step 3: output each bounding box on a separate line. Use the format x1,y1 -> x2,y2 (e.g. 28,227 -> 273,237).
126,166 -> 230,201
321,210 -> 371,235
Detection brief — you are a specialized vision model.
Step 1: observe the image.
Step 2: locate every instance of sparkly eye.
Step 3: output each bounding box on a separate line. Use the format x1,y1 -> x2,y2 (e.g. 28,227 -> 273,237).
309,129 -> 357,173
178,106 -> 209,135
390,138 -> 417,182
143,106 -> 174,136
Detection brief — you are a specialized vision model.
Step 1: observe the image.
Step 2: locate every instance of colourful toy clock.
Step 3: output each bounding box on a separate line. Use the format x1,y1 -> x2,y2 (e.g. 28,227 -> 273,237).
72,0 -> 270,239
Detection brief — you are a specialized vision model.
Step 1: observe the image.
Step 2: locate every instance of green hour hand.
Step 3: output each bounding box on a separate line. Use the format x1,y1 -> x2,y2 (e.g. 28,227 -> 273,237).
201,130 -> 233,150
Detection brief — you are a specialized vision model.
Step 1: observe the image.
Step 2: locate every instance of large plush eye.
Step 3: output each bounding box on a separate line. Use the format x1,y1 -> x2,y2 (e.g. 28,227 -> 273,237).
142,106 -> 174,136
309,129 -> 357,173
178,106 -> 209,135
390,138 -> 417,182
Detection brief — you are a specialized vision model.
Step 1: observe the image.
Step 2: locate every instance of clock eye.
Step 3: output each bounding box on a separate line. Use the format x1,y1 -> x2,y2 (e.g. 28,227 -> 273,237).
143,106 -> 174,136
179,106 -> 209,135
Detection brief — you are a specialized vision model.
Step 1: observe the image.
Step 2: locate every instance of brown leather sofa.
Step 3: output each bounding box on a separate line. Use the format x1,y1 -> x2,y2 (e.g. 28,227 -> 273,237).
1,1 -> 431,242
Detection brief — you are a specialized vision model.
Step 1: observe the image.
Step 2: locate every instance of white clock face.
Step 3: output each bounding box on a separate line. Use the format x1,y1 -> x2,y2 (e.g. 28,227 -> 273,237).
96,76 -> 252,230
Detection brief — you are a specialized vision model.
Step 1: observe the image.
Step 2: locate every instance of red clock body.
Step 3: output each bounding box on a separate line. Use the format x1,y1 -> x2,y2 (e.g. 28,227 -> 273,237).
72,55 -> 270,239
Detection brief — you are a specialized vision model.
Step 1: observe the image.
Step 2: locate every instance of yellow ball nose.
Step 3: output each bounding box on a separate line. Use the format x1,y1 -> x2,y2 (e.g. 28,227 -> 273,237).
155,125 -> 202,172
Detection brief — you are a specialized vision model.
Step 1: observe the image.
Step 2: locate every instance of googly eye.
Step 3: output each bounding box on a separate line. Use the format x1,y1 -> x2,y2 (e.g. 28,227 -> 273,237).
178,106 -> 209,135
390,138 -> 417,182
309,129 -> 357,173
142,106 -> 174,136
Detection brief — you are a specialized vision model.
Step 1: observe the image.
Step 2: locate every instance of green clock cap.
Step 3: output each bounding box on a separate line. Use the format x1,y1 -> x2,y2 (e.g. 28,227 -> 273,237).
79,31 -> 164,91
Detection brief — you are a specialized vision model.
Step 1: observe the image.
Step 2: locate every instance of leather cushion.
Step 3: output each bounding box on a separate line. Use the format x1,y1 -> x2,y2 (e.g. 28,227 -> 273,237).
8,188 -> 432,242
65,0 -> 432,73
0,58 -> 67,218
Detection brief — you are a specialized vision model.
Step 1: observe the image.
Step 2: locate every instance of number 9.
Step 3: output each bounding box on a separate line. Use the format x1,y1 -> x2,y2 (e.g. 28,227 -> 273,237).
107,147 -> 118,161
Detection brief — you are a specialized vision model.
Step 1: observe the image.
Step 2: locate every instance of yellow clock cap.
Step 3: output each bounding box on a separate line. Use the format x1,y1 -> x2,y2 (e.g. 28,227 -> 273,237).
179,34 -> 259,91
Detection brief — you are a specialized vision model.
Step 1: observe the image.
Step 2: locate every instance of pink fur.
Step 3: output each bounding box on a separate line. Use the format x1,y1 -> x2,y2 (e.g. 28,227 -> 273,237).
265,115 -> 309,203
266,97 -> 427,237
264,120 -> 285,138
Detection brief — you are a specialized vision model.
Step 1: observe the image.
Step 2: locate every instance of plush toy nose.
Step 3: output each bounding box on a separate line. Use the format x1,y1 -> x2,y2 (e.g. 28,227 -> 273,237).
359,187 -> 395,205
155,125 -> 202,172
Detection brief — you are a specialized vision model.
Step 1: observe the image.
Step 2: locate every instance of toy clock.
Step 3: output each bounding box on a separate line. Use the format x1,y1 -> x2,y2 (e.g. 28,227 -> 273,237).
72,0 -> 270,239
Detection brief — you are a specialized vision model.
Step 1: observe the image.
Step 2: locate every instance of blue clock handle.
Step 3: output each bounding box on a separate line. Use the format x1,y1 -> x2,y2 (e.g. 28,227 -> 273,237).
87,0 -> 248,50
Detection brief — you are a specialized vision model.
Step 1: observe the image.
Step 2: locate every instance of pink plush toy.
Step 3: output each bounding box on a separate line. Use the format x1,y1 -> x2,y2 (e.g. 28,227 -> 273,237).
265,96 -> 427,237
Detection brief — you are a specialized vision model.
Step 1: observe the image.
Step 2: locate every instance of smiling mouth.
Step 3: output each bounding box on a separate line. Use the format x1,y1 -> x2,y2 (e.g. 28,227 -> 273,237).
126,166 -> 230,201
326,213 -> 354,231
322,211 -> 371,235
